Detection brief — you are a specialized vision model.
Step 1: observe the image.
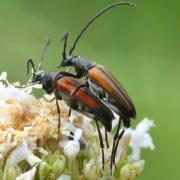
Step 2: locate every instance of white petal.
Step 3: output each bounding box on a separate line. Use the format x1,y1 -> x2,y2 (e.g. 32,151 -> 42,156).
63,140 -> 80,159
59,140 -> 69,148
63,122 -> 76,133
136,118 -> 155,133
128,118 -> 155,161
16,166 -> 37,180
3,85 -> 32,102
27,153 -> 41,166
7,141 -> 41,166
0,72 -> 7,81
129,145 -> 141,161
74,128 -> 82,141
137,133 -> 155,150
129,130 -> 144,147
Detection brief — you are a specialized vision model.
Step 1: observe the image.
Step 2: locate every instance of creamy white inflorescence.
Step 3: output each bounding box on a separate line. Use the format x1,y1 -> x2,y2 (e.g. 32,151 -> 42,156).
127,118 -> 155,161
0,72 -> 155,180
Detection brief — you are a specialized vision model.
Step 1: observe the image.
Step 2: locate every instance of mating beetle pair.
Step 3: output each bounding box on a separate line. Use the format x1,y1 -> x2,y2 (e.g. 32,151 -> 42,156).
26,2 -> 136,171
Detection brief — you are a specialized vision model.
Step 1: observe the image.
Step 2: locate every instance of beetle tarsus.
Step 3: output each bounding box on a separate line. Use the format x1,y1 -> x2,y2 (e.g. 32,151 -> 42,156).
113,129 -> 125,165
68,107 -> 72,122
95,119 -> 105,170
110,117 -> 122,170
105,128 -> 109,149
55,97 -> 61,134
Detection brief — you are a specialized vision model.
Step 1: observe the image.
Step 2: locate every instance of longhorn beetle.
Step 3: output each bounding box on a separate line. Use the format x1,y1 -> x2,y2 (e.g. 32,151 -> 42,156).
58,2 -> 136,169
25,39 -> 115,169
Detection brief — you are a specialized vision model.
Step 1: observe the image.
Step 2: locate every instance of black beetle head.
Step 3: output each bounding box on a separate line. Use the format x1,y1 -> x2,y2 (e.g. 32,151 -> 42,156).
32,71 -> 58,94
60,55 -> 76,67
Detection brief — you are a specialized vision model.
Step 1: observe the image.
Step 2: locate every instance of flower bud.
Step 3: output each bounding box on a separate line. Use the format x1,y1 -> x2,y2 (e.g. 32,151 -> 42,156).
39,154 -> 66,180
120,160 -> 145,180
84,159 -> 100,180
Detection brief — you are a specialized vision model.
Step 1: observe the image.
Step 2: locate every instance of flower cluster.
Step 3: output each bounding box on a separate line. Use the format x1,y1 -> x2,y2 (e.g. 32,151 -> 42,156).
0,72 -> 155,180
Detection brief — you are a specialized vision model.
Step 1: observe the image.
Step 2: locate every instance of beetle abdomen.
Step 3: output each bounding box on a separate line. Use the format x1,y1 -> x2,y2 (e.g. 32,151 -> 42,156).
55,76 -> 114,131
87,65 -> 136,118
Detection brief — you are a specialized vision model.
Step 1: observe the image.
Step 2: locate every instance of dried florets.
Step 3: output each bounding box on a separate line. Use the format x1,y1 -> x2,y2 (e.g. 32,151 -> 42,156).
0,72 -> 155,180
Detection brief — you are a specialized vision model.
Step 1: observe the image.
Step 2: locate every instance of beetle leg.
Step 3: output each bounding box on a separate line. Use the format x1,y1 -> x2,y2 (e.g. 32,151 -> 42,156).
105,128 -> 109,148
55,96 -> 61,134
70,83 -> 88,96
95,119 -> 105,170
46,97 -> 55,103
67,83 -> 88,121
67,107 -> 72,122
59,71 -> 81,79
110,117 -> 122,171
112,129 -> 125,165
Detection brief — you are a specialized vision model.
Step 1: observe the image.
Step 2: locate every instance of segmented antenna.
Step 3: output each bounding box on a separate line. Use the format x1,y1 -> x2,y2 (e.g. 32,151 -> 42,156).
27,58 -> 36,75
37,38 -> 50,71
61,32 -> 69,59
69,2 -> 135,55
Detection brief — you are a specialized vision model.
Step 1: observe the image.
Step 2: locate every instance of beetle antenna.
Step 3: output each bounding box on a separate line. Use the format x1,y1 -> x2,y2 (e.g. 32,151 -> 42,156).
38,38 -> 50,71
27,58 -> 36,75
69,2 -> 135,55
61,32 -> 69,59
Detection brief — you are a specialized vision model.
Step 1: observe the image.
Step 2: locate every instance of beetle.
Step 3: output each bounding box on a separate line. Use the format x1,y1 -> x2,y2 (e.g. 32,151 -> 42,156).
25,43 -> 115,169
57,2 -> 136,169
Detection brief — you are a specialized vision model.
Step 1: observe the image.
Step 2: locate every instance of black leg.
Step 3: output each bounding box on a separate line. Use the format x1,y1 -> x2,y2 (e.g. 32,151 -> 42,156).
110,117 -> 121,171
95,119 -> 105,170
105,128 -> 109,148
46,97 -> 55,103
70,83 -> 88,97
112,129 -> 125,165
67,83 -> 88,122
55,97 -> 61,134
58,71 -> 81,79
67,107 -> 72,122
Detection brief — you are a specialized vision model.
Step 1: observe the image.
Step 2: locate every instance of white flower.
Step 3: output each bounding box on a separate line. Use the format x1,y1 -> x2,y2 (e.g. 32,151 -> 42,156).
0,84 -> 32,102
59,124 -> 82,159
16,165 -> 37,180
3,140 -> 41,180
0,72 -> 42,104
127,118 -> 155,161
63,141 -> 80,159
6,140 -> 41,167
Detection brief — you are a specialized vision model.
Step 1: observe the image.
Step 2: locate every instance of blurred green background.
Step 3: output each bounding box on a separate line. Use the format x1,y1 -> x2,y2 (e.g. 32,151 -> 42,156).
0,0 -> 179,179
